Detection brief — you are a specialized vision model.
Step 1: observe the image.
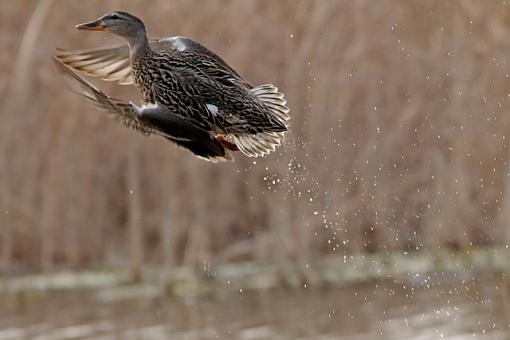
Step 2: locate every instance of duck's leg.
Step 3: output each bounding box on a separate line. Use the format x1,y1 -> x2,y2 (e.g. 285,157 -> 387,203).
215,135 -> 239,151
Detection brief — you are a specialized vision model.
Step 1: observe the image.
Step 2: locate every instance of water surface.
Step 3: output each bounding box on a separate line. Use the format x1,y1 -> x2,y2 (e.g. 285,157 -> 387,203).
1,274 -> 508,339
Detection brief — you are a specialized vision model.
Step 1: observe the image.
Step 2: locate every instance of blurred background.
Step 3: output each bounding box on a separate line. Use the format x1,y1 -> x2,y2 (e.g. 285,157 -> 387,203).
2,0 -> 510,339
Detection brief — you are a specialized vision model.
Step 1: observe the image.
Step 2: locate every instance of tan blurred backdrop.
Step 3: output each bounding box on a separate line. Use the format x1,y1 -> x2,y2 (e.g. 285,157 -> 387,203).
1,0 -> 510,276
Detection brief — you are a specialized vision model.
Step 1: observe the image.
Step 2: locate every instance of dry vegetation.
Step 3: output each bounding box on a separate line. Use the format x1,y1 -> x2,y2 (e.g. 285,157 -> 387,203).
1,0 -> 510,275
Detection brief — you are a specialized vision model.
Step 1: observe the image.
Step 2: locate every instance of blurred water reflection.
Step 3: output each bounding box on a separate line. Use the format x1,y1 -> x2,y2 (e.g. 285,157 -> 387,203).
1,275 -> 508,339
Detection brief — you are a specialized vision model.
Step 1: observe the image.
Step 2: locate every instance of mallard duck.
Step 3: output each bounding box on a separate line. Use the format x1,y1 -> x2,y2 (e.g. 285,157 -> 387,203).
56,11 -> 290,160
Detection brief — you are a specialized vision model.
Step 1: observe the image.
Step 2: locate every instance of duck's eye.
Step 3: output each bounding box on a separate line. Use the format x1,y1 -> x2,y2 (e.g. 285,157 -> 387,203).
110,14 -> 119,20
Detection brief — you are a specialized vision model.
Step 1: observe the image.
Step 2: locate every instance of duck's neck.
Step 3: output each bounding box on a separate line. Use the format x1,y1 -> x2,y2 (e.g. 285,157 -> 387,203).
127,31 -> 151,61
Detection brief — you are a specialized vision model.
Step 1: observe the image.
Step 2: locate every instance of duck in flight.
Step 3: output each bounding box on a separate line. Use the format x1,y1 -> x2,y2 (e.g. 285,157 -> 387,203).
55,11 -> 290,161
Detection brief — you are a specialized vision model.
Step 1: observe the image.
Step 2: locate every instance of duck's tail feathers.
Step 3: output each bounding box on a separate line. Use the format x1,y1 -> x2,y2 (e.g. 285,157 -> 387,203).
232,131 -> 285,157
251,84 -> 290,126
236,84 -> 289,157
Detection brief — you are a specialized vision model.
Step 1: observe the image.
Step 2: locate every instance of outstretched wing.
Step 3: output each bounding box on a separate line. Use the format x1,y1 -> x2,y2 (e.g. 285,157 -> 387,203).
53,55 -> 151,133
55,43 -> 133,84
53,57 -> 232,162
54,36 -> 249,87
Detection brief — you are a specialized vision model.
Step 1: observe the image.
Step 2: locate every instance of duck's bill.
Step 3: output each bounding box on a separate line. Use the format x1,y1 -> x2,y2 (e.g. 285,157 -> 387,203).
75,20 -> 105,31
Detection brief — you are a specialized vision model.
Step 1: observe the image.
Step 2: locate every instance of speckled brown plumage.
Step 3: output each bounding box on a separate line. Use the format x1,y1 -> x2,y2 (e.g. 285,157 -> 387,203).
131,47 -> 286,135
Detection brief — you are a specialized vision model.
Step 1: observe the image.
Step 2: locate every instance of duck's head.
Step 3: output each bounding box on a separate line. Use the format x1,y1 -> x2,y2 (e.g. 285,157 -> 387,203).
76,11 -> 146,40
